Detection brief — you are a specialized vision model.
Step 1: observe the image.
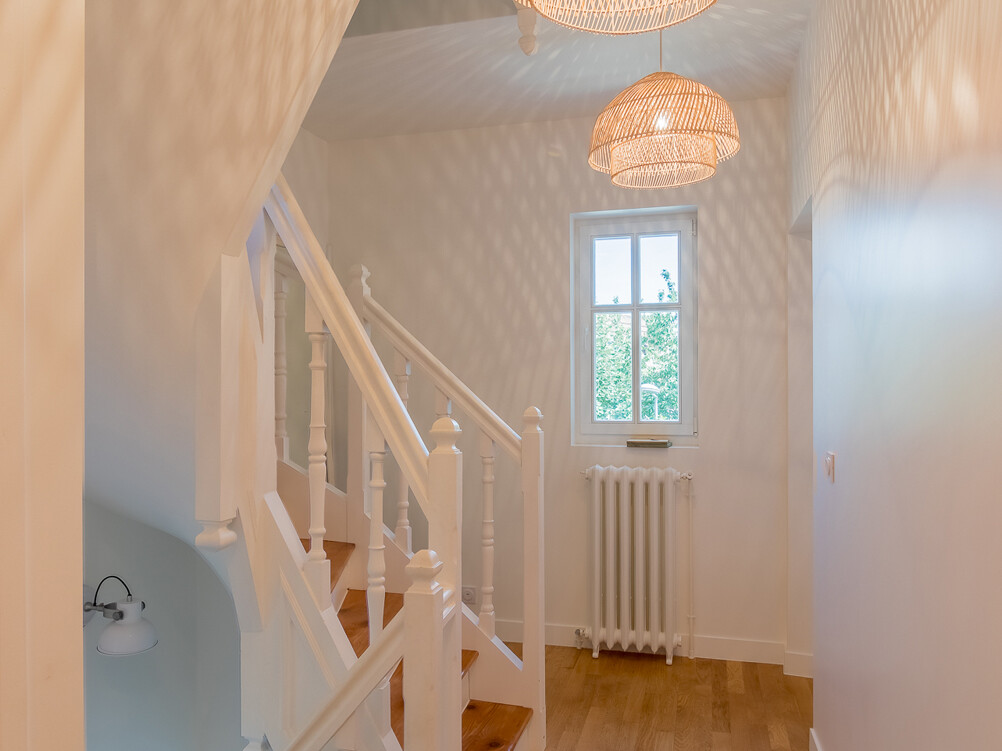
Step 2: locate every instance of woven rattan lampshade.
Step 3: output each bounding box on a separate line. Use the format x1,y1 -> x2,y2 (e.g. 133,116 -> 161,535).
589,71 -> 740,189
513,0 -> 717,35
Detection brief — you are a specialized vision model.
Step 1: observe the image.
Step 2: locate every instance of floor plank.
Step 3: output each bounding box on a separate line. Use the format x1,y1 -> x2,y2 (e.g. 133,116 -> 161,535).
544,647 -> 813,751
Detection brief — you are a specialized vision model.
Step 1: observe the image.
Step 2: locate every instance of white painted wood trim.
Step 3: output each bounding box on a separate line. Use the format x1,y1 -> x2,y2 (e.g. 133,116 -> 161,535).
265,175 -> 431,507
364,294 -> 521,461
495,618 -> 789,666
784,650 -> 813,678
283,617 -> 405,751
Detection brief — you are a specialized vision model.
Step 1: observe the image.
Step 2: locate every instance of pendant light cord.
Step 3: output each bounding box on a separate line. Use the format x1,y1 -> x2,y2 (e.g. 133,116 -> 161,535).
659,29 -> 663,72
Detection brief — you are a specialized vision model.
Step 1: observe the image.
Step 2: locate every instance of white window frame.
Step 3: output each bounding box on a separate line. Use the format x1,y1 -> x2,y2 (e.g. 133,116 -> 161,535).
571,207 -> 698,446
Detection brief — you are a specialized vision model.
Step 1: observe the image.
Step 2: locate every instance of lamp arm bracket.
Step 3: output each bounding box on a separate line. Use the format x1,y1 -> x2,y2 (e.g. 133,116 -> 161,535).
83,602 -> 125,621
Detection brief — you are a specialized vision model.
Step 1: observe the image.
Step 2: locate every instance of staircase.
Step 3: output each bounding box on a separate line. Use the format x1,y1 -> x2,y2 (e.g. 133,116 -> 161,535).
304,539 -> 533,750
195,174 -> 545,751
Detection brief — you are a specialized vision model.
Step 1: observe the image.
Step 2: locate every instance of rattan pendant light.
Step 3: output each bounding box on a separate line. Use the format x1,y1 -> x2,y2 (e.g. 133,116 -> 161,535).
513,0 -> 717,35
589,35 -> 740,188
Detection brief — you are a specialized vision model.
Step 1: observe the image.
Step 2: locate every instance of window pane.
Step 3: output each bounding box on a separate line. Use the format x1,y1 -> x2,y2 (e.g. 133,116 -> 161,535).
593,237 -> 632,305
593,312 -> 633,422
639,234 -> 679,304
639,311 -> 679,422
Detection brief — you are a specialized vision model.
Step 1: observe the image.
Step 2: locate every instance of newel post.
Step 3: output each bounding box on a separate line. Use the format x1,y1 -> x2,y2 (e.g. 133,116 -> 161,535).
521,407 -> 546,750
404,550 -> 452,751
427,417 -> 463,750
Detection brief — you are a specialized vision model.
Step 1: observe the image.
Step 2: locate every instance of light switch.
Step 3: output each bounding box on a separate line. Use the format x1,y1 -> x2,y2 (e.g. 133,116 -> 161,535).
823,451 -> 836,483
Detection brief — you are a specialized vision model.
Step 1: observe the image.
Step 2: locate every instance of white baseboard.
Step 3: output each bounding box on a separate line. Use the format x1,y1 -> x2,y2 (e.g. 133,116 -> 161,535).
784,650 -> 813,678
495,619 -> 582,648
691,634 -> 785,665
810,728 -> 822,751
495,620 -> 801,669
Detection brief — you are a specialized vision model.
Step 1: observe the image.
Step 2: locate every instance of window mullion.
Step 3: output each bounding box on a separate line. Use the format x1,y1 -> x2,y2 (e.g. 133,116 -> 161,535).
632,235 -> 641,425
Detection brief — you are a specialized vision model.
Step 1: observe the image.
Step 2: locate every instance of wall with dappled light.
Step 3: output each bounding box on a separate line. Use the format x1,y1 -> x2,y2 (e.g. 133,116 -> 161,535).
791,1 -> 1002,748
305,95 -> 811,668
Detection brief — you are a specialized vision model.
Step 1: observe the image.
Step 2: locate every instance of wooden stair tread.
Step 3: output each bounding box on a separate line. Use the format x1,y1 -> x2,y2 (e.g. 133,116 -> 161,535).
389,652 -> 519,750
461,649 -> 479,678
299,539 -> 355,591
337,589 -> 404,657
461,700 -> 533,751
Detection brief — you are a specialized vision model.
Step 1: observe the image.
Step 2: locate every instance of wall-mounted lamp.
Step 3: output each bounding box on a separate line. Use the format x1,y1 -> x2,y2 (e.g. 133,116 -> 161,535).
83,575 -> 158,656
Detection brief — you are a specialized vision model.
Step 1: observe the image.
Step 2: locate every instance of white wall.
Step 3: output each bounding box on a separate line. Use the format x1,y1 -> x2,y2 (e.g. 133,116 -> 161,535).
84,0 -> 357,543
84,503 -> 242,751
0,1 -> 85,748
320,98 -> 803,663
791,0 -> 1002,748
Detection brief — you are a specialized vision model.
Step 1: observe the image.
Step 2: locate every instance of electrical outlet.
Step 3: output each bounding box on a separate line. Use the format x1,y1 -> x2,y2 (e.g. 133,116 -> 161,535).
573,627 -> 590,648
461,586 -> 477,607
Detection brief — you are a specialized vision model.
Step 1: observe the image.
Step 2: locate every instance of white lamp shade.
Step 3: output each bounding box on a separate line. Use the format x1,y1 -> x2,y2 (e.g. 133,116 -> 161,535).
97,598 -> 158,656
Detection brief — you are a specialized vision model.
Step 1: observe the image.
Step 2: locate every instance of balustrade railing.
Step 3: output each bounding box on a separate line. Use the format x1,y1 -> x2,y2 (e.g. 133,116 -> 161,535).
352,264 -> 546,748
265,174 -> 466,749
264,173 -> 545,751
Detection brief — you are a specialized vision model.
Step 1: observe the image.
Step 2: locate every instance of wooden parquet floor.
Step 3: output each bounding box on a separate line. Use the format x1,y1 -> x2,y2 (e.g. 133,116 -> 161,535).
544,646 -> 813,751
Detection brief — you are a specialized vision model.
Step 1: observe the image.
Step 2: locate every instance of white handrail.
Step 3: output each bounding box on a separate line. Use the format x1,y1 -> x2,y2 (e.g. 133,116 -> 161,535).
265,174 -> 431,506
364,295 -> 522,461
285,615 -> 405,751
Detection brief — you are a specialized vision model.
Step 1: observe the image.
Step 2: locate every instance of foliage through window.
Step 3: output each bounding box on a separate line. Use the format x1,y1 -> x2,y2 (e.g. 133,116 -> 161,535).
572,209 -> 697,444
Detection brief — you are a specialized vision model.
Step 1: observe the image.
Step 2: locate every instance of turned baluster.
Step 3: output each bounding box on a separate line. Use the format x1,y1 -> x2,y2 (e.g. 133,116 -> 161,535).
367,439 -> 387,643
478,432 -> 496,637
393,350 -> 413,554
435,389 -> 452,420
274,272 -> 289,461
304,293 -> 330,605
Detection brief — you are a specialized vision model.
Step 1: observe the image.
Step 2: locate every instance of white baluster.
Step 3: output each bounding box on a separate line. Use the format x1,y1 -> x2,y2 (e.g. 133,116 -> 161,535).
346,265 -> 371,519
405,550 -> 449,751
521,407 -> 546,751
478,431 -> 496,638
427,417 -> 462,749
304,293 -> 330,606
274,272 -> 289,461
393,350 -> 413,554
367,445 -> 387,643
435,388 -> 452,420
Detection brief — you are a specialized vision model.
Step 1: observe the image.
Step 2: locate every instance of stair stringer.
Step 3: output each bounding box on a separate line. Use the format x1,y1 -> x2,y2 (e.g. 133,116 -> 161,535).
217,487 -> 402,751
239,492 -> 362,749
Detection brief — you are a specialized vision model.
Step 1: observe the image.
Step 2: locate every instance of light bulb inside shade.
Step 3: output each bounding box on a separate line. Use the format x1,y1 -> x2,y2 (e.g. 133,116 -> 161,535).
96,598 -> 158,656
609,132 -> 717,189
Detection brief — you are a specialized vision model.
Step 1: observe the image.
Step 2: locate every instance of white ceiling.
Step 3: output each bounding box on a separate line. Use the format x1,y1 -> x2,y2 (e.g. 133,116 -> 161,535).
304,0 -> 813,142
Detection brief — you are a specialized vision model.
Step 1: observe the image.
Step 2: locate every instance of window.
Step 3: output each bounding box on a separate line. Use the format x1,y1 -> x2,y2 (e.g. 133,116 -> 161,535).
571,208 -> 697,445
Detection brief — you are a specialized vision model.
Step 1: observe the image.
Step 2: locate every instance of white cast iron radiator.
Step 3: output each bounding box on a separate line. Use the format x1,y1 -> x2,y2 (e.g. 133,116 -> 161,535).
585,465 -> 684,664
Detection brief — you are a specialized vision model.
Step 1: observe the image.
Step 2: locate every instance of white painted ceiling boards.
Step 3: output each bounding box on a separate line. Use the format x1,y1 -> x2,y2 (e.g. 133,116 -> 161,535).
305,0 -> 813,141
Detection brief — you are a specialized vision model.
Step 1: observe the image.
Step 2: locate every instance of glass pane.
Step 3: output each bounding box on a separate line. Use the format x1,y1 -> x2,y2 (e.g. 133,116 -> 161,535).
639,234 -> 679,304
593,312 -> 633,422
639,311 -> 680,422
593,236 -> 632,305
